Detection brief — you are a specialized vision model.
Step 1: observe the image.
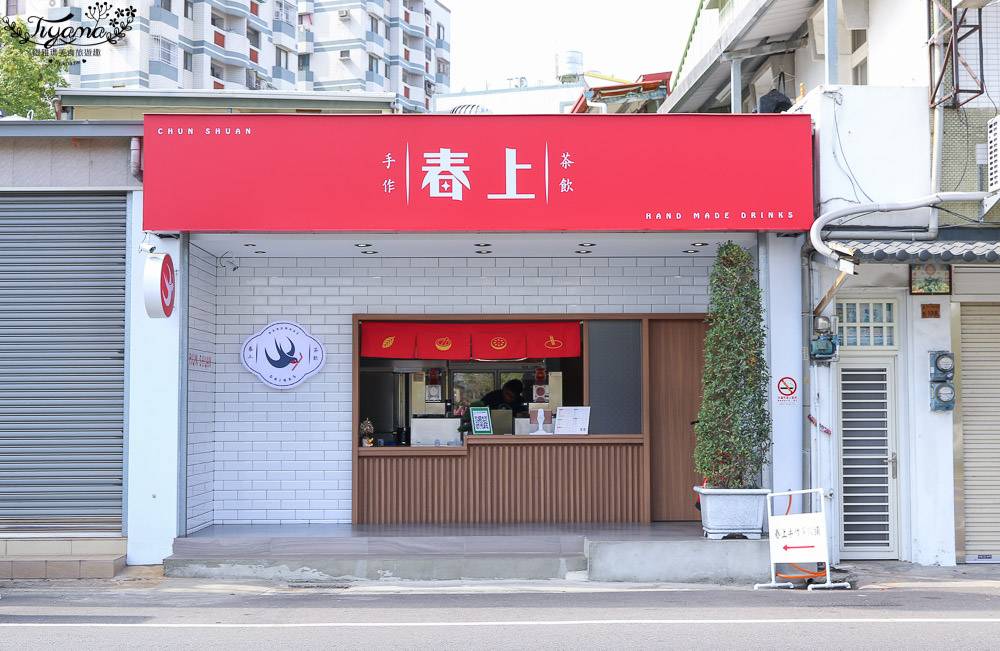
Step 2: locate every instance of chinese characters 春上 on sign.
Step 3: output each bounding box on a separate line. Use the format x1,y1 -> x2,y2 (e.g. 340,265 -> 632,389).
380,145 -> 576,203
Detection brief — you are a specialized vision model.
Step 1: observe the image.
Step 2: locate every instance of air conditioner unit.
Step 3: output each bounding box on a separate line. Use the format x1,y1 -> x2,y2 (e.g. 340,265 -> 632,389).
339,50 -> 351,60
338,9 -> 350,19
989,114 -> 999,193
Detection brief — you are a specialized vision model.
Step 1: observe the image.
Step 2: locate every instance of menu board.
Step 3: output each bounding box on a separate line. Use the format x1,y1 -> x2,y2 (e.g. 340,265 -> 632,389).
554,407 -> 591,434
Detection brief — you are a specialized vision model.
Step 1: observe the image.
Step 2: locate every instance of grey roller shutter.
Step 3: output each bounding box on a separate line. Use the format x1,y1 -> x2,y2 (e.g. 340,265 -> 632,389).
0,193 -> 126,532
960,303 -> 1000,562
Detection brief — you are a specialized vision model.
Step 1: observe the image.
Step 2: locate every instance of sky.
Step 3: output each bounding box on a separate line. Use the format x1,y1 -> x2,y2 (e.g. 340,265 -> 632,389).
441,0 -> 704,92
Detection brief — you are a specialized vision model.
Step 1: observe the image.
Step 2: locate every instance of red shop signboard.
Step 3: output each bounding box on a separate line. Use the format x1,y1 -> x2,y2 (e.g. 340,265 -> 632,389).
143,113 -> 813,232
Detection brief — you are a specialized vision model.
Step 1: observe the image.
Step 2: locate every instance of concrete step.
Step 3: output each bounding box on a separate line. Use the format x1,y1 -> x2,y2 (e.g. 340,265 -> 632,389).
164,553 -> 587,581
0,538 -> 127,557
0,554 -> 126,579
166,534 -> 589,580
587,537 -> 770,583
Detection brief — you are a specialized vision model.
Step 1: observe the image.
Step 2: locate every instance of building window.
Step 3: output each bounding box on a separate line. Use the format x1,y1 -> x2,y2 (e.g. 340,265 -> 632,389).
436,23 -> 444,40
368,54 -> 380,75
273,0 -> 295,25
210,60 -> 224,79
151,35 -> 177,66
6,0 -> 25,15
437,59 -> 449,76
183,50 -> 193,71
183,0 -> 193,19
298,54 -> 310,71
275,47 -> 292,70
156,0 -> 172,12
210,12 -> 224,29
836,300 -> 897,349
424,45 -> 431,59
369,15 -> 378,33
247,27 -> 260,49
851,29 -> 868,86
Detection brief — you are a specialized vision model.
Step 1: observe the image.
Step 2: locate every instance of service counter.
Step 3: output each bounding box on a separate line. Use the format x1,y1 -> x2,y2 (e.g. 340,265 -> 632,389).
355,434 -> 645,524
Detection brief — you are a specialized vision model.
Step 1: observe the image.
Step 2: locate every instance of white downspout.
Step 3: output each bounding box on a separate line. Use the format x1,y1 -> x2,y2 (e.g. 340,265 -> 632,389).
130,137 -> 142,180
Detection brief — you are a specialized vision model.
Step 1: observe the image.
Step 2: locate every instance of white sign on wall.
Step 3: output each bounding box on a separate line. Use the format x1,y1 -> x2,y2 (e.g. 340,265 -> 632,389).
241,321 -> 326,390
143,253 -> 175,318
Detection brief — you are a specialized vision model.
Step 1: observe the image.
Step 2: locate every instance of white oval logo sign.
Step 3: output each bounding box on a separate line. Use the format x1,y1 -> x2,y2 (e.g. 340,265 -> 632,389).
241,321 -> 326,390
143,253 -> 175,318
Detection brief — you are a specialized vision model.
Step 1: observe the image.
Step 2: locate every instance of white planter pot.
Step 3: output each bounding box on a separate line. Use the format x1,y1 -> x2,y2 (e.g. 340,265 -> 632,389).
693,486 -> 769,540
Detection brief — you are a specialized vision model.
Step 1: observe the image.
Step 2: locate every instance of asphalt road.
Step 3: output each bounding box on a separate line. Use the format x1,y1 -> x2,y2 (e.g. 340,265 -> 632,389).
2,571 -> 1000,650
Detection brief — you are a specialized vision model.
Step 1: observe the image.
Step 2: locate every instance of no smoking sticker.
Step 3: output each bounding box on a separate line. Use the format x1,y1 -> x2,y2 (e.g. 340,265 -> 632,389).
777,376 -> 798,404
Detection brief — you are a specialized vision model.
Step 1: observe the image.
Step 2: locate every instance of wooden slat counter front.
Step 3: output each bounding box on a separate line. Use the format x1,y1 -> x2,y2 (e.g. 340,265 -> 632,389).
355,435 -> 644,524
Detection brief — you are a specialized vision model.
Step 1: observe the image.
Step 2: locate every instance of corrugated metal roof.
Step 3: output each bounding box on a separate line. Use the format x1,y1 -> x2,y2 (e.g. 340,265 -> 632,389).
833,240 -> 1000,263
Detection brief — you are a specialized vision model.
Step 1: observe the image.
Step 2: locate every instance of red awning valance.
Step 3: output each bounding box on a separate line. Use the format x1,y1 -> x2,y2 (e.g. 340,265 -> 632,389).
360,322 -> 581,360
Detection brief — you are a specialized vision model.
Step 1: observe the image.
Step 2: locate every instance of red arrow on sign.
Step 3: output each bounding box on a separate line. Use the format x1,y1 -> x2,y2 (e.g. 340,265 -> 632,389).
783,544 -> 815,551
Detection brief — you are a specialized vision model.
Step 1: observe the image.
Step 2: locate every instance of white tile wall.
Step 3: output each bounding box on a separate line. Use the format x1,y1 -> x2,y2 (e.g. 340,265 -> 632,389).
189,254 -> 711,525
186,245 -> 217,532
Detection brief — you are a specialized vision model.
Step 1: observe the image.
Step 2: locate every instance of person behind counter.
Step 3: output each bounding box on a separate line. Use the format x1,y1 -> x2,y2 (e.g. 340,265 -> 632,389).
479,379 -> 529,417
457,379 -> 529,434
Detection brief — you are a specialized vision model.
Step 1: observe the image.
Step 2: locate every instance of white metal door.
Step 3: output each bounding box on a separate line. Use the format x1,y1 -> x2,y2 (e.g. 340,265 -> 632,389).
837,359 -> 899,559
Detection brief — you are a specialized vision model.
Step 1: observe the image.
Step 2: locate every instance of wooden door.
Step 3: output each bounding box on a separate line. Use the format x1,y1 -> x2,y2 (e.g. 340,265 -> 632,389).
649,319 -> 706,521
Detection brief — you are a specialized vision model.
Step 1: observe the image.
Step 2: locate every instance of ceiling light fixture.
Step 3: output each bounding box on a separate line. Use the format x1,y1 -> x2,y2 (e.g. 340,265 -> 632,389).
361,250 -> 378,255
475,250 -> 492,254
691,242 -> 708,247
682,250 -> 698,254
354,243 -> 372,248
244,243 -> 256,247
578,242 -> 596,247
474,243 -> 491,247
575,250 -> 592,254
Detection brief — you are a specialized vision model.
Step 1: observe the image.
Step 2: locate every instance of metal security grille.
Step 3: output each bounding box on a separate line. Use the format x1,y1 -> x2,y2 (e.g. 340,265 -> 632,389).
838,362 -> 897,559
0,193 -> 126,532
960,303 -> 1000,563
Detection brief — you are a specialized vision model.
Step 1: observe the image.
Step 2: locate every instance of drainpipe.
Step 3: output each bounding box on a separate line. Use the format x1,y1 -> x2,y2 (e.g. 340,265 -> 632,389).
930,1 -> 945,215
825,0 -> 838,84
730,59 -> 742,114
809,192 -> 990,267
130,137 -> 142,180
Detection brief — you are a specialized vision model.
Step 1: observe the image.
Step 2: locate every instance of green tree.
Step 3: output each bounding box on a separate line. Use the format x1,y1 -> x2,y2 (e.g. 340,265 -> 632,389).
693,242 -> 772,489
0,18 -> 75,119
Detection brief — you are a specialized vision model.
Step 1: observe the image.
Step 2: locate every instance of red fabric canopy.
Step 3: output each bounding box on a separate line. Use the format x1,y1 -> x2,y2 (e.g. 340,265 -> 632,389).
360,321 -> 581,360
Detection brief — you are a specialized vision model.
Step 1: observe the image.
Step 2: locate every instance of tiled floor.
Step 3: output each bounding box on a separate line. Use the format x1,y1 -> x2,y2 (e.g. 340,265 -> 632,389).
186,521 -> 703,541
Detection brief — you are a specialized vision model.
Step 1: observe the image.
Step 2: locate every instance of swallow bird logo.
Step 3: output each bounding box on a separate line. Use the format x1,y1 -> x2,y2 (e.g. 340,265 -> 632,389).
265,338 -> 302,369
161,262 -> 175,311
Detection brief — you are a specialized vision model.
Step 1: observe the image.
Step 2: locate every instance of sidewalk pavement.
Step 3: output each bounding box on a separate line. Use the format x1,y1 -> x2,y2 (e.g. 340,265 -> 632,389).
1,560 -> 999,595
840,560 -> 1000,591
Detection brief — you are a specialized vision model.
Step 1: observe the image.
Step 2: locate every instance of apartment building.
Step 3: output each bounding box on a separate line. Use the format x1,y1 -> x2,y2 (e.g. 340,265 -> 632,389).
1,0 -> 450,112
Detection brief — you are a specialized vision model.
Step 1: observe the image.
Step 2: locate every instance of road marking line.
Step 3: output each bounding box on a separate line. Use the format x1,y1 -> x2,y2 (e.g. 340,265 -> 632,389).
2,618 -> 1000,628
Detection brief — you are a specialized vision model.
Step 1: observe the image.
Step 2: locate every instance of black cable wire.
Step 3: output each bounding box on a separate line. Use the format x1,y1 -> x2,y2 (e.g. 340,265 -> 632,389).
937,205 -> 1000,226
831,99 -> 874,203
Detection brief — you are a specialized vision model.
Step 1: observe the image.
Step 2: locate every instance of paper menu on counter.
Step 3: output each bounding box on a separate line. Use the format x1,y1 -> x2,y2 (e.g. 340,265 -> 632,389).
554,407 -> 590,434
